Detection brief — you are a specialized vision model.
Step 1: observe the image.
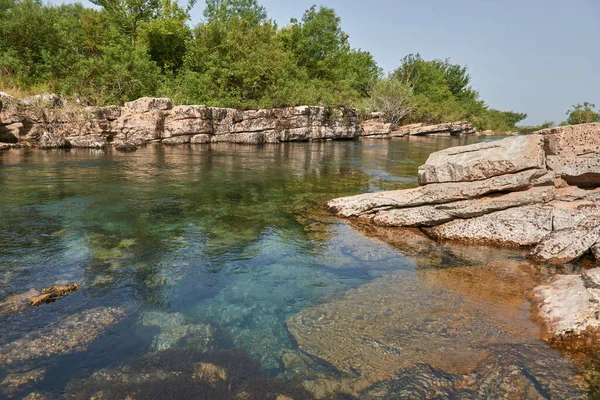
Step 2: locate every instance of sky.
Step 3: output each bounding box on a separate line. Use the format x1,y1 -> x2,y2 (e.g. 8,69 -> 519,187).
48,0 -> 599,125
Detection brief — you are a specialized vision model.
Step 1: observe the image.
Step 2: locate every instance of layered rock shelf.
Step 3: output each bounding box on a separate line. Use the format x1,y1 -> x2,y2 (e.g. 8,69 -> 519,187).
329,123 -> 600,343
0,95 -> 360,149
360,118 -> 476,138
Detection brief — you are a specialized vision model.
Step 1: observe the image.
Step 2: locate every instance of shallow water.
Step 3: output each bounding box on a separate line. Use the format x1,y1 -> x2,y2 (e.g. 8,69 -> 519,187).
0,136 -> 592,398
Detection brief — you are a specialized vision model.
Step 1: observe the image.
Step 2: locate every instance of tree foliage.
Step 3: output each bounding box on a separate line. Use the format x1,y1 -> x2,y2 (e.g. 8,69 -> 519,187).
0,0 -> 530,131
564,102 -> 600,125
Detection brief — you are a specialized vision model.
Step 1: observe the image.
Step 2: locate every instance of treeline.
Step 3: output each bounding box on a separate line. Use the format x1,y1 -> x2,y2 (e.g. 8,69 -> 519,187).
1,0 -> 530,131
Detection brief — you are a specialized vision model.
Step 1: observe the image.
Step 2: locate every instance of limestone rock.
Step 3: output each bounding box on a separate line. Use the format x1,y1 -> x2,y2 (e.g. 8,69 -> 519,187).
531,216 -> 600,264
115,110 -> 165,142
124,97 -> 173,112
533,270 -> 600,338
418,134 -> 546,184
115,141 -> 137,152
163,135 -> 191,145
592,243 -> 600,262
373,186 -> 556,227
211,132 -> 265,144
547,155 -> 600,187
190,134 -> 211,144
163,105 -> 213,137
28,283 -> 81,307
328,168 -> 546,218
68,137 -> 107,149
38,131 -> 71,149
426,205 -> 554,247
407,121 -> 475,136
538,122 -> 600,157
360,119 -> 392,136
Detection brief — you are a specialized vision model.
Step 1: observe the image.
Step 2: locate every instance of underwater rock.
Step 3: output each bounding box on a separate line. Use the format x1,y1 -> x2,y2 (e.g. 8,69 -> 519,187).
286,271 -> 539,395
141,311 -> 214,352
192,362 -> 227,385
357,344 -> 584,399
28,283 -> 81,307
0,368 -> 46,398
0,289 -> 40,315
0,307 -> 126,364
533,268 -> 600,342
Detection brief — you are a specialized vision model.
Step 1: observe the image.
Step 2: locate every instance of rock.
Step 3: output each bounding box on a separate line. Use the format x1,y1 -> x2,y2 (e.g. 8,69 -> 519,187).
547,155 -> 600,187
425,205 -> 554,247
163,105 -> 213,137
373,186 -> 556,227
22,392 -> 50,400
190,134 -> 211,144
28,283 -> 81,306
328,168 -> 547,218
210,132 -> 265,144
68,137 -> 107,149
532,270 -> 600,339
0,307 -> 126,364
21,94 -> 63,108
531,216 -> 600,264
192,363 -> 227,384
124,97 -> 173,112
538,122 -> 600,157
0,289 -> 40,315
418,134 -> 546,184
407,121 -> 475,136
92,106 -> 121,120
38,131 -> 71,149
592,243 -> 600,262
115,109 -> 165,142
162,135 -> 191,145
360,118 -> 392,136
115,141 -> 137,152
0,369 -> 46,398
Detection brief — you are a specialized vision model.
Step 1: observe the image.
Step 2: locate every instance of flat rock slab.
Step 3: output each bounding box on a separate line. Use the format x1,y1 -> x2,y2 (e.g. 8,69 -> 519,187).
531,216 -> 600,264
426,205 -> 554,247
328,168 -> 546,218
418,134 -> 545,184
373,186 -> 556,227
538,122 -> 600,157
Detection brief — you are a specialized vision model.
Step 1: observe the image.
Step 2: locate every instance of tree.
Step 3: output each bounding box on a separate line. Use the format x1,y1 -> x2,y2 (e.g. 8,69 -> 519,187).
89,0 -> 163,44
203,0 -> 266,26
366,78 -> 412,125
565,102 -> 600,125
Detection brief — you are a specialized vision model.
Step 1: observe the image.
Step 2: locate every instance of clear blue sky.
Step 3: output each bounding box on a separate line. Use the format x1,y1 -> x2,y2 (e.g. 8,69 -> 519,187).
50,0 -> 600,125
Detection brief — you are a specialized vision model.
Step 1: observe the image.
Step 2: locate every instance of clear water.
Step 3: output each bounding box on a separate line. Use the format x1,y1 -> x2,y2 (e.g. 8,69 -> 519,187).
0,137 -> 592,398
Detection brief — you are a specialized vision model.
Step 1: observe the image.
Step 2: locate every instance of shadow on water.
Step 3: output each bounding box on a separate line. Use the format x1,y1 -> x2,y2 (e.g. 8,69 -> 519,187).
0,137 -> 595,398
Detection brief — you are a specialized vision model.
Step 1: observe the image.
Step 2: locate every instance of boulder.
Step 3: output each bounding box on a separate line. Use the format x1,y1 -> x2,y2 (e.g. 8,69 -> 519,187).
124,97 -> 173,112
328,168 -> 547,218
115,110 -> 165,142
190,134 -> 211,144
211,132 -> 265,144
530,216 -> 600,264
372,186 -> 556,227
115,141 -> 137,152
418,135 -> 546,184
425,205 -> 554,247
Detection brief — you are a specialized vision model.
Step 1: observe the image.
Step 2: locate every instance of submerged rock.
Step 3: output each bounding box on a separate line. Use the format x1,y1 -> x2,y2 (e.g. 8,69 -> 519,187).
0,368 -> 46,398
115,141 -> 137,152
0,307 -> 126,364
0,289 -> 40,315
533,268 -> 600,343
140,311 -> 214,352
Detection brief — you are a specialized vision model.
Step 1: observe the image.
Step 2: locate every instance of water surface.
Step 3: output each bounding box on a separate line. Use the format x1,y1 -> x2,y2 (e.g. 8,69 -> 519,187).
0,136 -> 590,398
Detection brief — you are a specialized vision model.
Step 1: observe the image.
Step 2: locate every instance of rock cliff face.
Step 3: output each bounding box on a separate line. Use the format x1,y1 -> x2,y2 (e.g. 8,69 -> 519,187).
360,118 -> 476,138
0,95 -> 361,149
328,122 -> 600,342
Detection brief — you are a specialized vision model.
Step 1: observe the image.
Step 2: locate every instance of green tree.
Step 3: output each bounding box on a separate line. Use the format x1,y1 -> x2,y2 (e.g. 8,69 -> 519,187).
365,78 -> 413,125
565,102 -> 600,125
89,0 -> 163,43
203,0 -> 266,26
